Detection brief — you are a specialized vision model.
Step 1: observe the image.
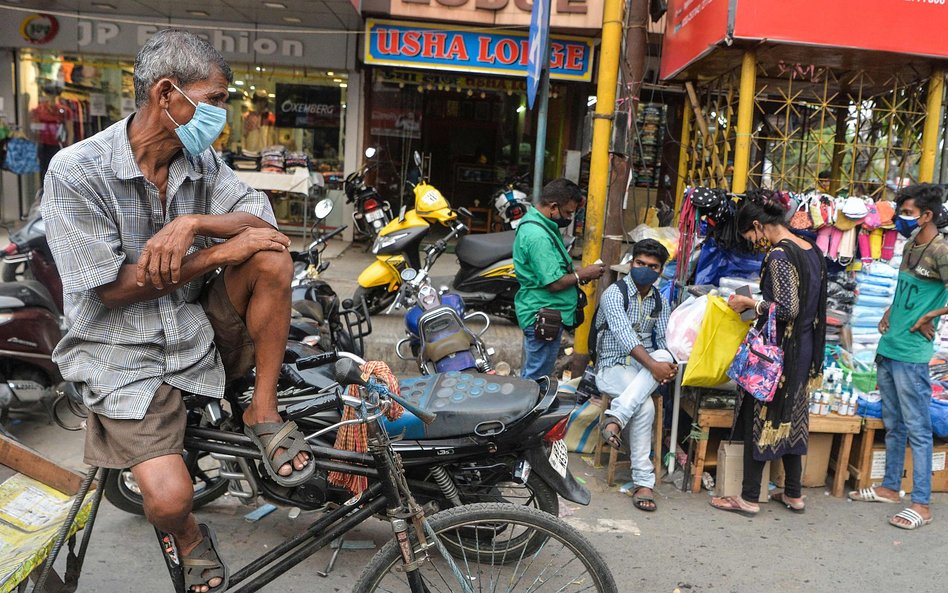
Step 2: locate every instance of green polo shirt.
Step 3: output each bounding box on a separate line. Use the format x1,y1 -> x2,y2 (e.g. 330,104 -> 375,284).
513,208 -> 577,329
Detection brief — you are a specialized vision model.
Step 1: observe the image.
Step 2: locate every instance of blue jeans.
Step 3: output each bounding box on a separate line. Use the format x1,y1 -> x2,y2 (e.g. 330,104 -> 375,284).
877,355 -> 933,505
520,326 -> 562,381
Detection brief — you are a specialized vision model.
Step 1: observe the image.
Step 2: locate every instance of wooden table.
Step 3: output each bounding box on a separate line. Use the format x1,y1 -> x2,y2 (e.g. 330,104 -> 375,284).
680,398 -> 862,497
847,417 -> 885,491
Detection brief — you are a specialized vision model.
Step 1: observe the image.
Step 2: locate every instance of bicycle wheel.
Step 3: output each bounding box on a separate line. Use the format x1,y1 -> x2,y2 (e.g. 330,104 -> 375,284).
353,503 -> 617,593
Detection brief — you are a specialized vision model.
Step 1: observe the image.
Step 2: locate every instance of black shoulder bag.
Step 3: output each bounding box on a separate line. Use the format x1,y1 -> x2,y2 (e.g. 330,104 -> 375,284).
519,220 -> 587,339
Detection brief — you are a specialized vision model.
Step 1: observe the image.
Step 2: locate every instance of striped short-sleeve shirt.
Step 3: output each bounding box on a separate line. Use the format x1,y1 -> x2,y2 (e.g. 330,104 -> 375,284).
41,116 -> 276,419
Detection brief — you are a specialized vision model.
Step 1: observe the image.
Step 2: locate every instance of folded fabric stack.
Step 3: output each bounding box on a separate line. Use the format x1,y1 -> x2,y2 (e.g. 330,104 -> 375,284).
849,261 -> 899,366
285,151 -> 309,170
233,149 -> 259,171
260,145 -> 286,173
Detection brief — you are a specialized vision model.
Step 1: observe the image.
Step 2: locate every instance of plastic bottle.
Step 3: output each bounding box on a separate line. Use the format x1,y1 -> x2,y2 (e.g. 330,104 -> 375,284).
821,392 -> 831,416
833,384 -> 843,414
849,392 -> 859,416
809,391 -> 821,415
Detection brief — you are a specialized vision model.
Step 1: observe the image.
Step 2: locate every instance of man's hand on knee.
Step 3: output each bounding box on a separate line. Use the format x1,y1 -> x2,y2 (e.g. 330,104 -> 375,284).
218,228 -> 291,267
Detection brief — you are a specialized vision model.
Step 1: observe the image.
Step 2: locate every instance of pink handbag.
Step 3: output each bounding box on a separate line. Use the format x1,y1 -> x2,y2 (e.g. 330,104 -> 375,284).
727,304 -> 784,403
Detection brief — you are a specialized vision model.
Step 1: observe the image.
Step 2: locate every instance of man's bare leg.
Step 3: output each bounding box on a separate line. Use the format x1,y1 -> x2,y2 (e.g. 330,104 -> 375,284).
222,249 -> 308,474
133,455 -> 219,593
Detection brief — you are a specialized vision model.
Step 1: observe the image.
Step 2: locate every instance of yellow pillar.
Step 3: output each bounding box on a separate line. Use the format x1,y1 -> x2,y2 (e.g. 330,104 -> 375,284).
673,105 -> 692,225
919,69 -> 945,183
572,0 -> 625,356
731,51 -> 757,194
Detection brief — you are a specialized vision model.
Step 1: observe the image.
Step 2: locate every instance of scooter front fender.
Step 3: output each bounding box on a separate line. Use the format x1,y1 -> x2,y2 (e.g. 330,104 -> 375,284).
524,445 -> 591,506
357,258 -> 402,291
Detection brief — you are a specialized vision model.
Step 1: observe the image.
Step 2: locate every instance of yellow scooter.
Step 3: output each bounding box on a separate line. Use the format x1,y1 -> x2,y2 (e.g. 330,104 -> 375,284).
352,153 -> 468,314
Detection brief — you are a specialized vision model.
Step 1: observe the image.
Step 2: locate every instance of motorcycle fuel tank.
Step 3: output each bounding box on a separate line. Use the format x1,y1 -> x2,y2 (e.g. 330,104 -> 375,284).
405,293 -> 465,337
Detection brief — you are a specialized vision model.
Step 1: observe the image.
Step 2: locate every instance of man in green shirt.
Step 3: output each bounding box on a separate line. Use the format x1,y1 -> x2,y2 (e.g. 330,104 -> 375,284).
513,178 -> 604,380
851,184 -> 948,531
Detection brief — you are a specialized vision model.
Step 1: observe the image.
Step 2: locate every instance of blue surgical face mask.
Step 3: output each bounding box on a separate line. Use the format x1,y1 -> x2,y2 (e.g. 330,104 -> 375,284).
895,214 -> 920,239
164,83 -> 227,157
629,266 -> 660,289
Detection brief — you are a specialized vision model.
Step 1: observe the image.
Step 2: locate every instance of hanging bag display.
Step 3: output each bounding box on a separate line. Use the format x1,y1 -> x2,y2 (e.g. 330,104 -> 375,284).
2,137 -> 40,174
727,304 -> 785,403
789,195 -> 813,230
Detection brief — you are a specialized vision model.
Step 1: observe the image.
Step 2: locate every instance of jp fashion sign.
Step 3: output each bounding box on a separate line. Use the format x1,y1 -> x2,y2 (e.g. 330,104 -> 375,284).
364,19 -> 595,81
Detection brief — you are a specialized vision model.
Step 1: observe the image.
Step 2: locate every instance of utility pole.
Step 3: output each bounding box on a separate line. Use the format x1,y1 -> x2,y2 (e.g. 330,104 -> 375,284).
571,0 -> 632,363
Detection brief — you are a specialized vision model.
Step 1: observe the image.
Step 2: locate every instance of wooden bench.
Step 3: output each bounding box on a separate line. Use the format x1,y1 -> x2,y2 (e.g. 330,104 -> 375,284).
680,398 -> 862,497
846,417 -> 886,491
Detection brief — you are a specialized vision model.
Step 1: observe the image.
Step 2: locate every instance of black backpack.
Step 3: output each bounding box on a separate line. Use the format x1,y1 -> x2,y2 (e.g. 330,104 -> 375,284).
587,280 -> 662,364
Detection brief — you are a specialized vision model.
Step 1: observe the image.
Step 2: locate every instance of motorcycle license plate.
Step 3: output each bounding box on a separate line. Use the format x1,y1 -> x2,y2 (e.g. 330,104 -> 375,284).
549,439 -> 569,478
365,209 -> 385,222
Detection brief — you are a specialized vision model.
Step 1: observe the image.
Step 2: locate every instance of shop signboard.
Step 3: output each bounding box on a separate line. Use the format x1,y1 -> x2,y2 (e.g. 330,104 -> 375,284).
364,18 -> 595,82
661,0 -> 948,80
732,0 -> 948,60
361,0 -> 603,30
1,12 -> 353,69
275,84 -> 342,129
369,90 -> 423,139
659,0 -> 729,80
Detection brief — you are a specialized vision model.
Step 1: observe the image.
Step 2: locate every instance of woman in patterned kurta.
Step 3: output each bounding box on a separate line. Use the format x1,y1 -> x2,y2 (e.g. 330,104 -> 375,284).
711,191 -> 827,516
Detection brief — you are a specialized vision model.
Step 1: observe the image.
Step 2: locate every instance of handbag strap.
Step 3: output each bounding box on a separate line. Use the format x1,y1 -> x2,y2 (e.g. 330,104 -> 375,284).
766,303 -> 778,344
518,219 -> 574,273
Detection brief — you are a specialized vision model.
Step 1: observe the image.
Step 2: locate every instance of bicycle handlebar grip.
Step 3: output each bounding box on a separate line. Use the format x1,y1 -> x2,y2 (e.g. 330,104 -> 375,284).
334,358 -> 367,387
296,351 -> 339,371
284,392 -> 339,420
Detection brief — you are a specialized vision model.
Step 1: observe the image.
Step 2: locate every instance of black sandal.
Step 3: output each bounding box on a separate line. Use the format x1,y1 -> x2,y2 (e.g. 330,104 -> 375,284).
243,420 -> 315,487
182,523 -> 228,593
600,421 -> 622,450
631,487 -> 657,512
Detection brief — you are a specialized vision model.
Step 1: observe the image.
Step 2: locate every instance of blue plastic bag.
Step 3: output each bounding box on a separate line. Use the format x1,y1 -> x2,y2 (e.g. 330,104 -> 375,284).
694,237 -> 764,286
858,396 -> 883,418
932,398 -> 948,438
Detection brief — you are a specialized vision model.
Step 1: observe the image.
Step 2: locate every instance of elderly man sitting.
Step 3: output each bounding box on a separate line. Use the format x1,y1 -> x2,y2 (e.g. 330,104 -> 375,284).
42,30 -> 307,593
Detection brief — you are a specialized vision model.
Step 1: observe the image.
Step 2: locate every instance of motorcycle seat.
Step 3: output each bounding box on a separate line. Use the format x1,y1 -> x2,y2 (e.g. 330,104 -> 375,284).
390,372 -> 540,439
0,280 -> 59,314
455,231 -> 516,268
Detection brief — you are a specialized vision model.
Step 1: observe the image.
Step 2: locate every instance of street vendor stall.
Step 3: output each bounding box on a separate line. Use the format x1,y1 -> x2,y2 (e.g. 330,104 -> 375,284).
657,0 -> 948,495
234,168 -> 347,237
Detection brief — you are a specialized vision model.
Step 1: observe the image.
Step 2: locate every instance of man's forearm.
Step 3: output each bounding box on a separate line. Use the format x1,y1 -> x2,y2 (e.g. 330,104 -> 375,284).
629,345 -> 656,371
96,245 -> 224,308
547,272 -> 579,292
923,306 -> 948,321
190,212 -> 274,239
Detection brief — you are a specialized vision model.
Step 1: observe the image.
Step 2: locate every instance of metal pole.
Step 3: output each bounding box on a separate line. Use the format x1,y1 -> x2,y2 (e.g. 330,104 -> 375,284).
531,14 -> 552,202
731,51 -> 757,195
572,0 -> 625,356
919,69 -> 945,183
673,106 -> 692,225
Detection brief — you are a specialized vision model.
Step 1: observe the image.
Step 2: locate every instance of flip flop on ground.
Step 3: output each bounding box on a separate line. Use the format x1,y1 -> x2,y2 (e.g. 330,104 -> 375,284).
848,485 -> 902,503
600,421 -> 622,450
772,492 -> 806,513
709,496 -> 759,517
631,486 -> 657,512
890,507 -> 933,531
182,523 -> 228,593
243,420 -> 315,487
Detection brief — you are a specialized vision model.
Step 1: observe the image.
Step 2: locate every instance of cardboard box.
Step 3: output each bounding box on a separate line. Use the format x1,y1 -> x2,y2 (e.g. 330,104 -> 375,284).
715,441 -> 770,502
869,442 -> 948,493
771,433 -> 833,488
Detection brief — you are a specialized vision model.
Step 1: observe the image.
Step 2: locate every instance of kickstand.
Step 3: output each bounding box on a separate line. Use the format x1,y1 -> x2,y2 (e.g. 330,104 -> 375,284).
316,538 -> 375,577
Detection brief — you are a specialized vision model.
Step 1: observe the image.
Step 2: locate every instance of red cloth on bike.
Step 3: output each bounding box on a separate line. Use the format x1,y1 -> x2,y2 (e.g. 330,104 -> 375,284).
329,360 -> 404,495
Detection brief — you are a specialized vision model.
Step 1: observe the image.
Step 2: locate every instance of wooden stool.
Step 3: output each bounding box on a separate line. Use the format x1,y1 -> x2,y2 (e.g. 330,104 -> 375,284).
848,417 -> 885,491
594,393 -> 664,487
680,398 -> 733,493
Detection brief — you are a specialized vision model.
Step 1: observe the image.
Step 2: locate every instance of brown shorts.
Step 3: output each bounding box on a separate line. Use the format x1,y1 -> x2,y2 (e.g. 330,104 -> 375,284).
83,272 -> 254,469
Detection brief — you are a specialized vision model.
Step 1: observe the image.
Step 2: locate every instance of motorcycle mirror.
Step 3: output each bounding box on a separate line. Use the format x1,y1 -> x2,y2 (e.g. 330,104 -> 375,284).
364,147 -> 377,159
313,198 -> 334,220
400,268 -> 418,282
457,207 -> 473,219
413,151 -> 422,167
334,358 -> 366,388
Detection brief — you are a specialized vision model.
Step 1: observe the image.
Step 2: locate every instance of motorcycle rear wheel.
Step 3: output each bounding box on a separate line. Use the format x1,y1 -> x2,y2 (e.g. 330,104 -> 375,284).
103,451 -> 229,515
352,285 -> 396,315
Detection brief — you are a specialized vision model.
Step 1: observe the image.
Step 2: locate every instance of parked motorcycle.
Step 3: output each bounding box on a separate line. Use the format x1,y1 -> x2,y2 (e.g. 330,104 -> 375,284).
353,151 -> 466,314
344,147 -> 392,241
289,198 -> 372,357
95,350 -> 587,521
391,266 -> 497,375
1,196 -> 64,314
491,172 -> 532,230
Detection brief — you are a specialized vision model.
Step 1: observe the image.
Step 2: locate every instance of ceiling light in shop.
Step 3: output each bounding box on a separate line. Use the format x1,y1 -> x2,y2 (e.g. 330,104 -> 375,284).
187,10 -> 209,16
250,86 -> 256,90
235,80 -> 245,86
466,90 -> 473,97
269,93 -> 276,98
339,83 -> 348,88
227,87 -> 237,92
480,92 -> 486,99
333,78 -> 343,83
328,72 -> 334,76
516,105 -> 526,113
255,66 -> 261,71
283,17 -> 302,23
264,2 -> 287,7
92,2 -> 116,9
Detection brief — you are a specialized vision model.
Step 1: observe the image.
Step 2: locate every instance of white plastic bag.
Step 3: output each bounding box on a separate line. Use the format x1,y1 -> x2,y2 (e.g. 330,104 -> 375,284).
666,295 -> 708,362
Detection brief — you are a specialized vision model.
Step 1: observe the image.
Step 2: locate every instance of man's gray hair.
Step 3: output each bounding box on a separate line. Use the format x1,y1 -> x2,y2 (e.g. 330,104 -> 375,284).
133,29 -> 233,108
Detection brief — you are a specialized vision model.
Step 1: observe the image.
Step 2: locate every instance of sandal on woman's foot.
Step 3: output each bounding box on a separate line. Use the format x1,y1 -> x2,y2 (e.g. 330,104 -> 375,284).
244,420 -> 315,487
600,422 -> 622,450
183,524 -> 228,593
848,485 -> 902,503
890,508 -> 933,530
710,496 -> 759,517
772,492 -> 806,513
631,487 -> 657,512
